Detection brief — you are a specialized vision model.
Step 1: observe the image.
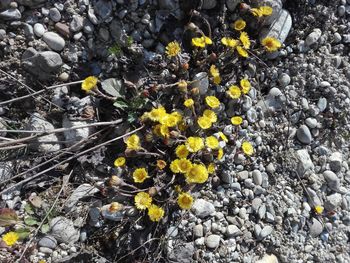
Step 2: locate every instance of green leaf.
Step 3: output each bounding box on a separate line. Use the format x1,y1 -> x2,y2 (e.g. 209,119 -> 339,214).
0,208 -> 18,226
113,99 -> 129,109
15,228 -> 31,240
24,204 -> 35,215
101,78 -> 124,98
127,113 -> 138,123
24,216 -> 39,226
41,224 -> 50,234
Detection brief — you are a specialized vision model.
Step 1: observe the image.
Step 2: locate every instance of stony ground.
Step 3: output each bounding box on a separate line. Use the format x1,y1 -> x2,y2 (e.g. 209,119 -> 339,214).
0,0 -> 350,263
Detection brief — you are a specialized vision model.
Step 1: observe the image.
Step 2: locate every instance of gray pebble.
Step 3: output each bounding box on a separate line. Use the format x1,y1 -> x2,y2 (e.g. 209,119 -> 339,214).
310,218 -> 323,237
297,125 -> 312,144
70,15 -> 84,32
325,193 -> 342,211
49,8 -> 61,22
42,32 -> 65,51
305,118 -> 318,129
226,225 -> 241,237
323,170 -> 340,190
191,199 -> 215,218
34,23 -> 46,37
38,235 -> 57,249
278,73 -> 291,87
259,225 -> 273,239
205,234 -> 220,249
317,97 -> 327,112
193,224 -> 203,238
305,29 -> 322,46
0,8 -> 21,20
39,247 -> 53,254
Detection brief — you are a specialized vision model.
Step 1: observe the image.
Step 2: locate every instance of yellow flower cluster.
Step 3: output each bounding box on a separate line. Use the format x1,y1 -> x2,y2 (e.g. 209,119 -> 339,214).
198,108 -> 218,130
126,134 -> 141,151
251,6 -> 273,18
242,141 -> 254,156
209,65 -> 221,85
222,31 -> 251,58
205,96 -> 221,109
134,192 -> 164,222
192,35 -> 213,48
186,137 -> 204,152
133,168 -> 149,183
227,78 -> 251,99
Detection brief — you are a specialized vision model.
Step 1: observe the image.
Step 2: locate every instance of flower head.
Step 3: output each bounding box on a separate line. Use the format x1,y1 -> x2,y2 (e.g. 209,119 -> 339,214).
218,131 -> 228,142
2,232 -> 19,246
240,32 -> 251,49
149,106 -> 167,122
259,6 -> 273,16
134,192 -> 152,210
177,159 -> 193,174
148,204 -> 164,222
161,114 -> 178,127
156,160 -> 167,170
251,8 -> 263,17
176,144 -> 189,159
233,19 -> 246,31
208,163 -> 216,174
261,37 -> 281,52
206,136 -> 219,150
227,85 -> 241,99
81,76 -> 98,92
231,116 -> 243,125
178,80 -> 188,91
192,36 -> 212,48
203,109 -> 217,123
177,192 -> 194,210
242,141 -> 254,156
184,99 -> 194,108
221,37 -> 239,48
170,159 -> 180,173
210,65 -> 221,85
240,79 -> 251,94
186,137 -> 204,153
185,164 -> 208,184
236,46 -> 249,57
165,41 -> 181,57
133,168 -> 149,183
217,148 -> 224,160
315,205 -> 324,214
205,96 -> 220,109
197,116 -> 212,129
126,134 -> 141,150
114,157 -> 126,167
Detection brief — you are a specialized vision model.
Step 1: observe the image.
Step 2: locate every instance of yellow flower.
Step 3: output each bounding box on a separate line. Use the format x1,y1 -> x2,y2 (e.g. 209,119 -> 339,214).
208,163 -> 216,174
134,192 -> 152,210
175,185 -> 182,193
159,124 -> 170,138
170,159 -> 180,173
205,96 -> 220,109
242,141 -> 254,156
185,164 -> 208,184
176,144 -> 189,159
259,6 -> 273,16
171,111 -> 183,123
177,192 -> 194,210
165,41 -> 181,57
240,79 -> 251,94
213,75 -> 221,85
251,8 -> 263,17
178,80 -> 188,91
114,157 -> 126,167
236,46 -> 249,57
157,160 -> 167,170
240,32 -> 251,49
184,98 -> 194,108
206,136 -> 219,149
161,114 -> 178,127
221,37 -> 239,48
186,137 -> 204,152
2,232 -> 19,246
192,36 -> 212,48
231,116 -> 243,125
218,131 -> 228,142
39,260 -> 47,263
203,109 -> 217,123
217,148 -> 224,160
177,159 -> 193,174
81,76 -> 98,92
149,106 -> 167,122
315,205 -> 324,214
133,168 -> 149,183
126,134 -> 141,150
197,116 -> 212,129
227,85 -> 241,99
261,37 -> 281,52
210,65 -> 221,85
148,204 -> 164,222
233,19 -> 246,31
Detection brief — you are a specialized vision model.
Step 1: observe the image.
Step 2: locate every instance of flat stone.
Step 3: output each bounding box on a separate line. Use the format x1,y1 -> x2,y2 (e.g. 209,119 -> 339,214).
42,31 -> 65,51
226,0 -> 240,11
296,149 -> 314,176
38,235 -> 57,249
252,170 -> 263,185
191,199 -> 215,218
168,242 -> 194,263
34,23 -> 46,37
329,152 -> 342,173
49,7 -> 61,22
50,217 -> 80,244
192,72 -> 209,95
205,234 -> 220,249
260,9 -> 292,44
259,225 -> 273,239
323,170 -> 340,191
55,22 -> 70,38
305,29 -> 322,46
297,125 -> 312,144
226,225 -> 242,237
0,8 -> 21,20
64,184 -> 99,212
193,224 -> 203,238
62,118 -> 94,149
325,193 -> 342,211
94,0 -> 112,20
310,218 -> 323,237
70,15 -> 84,32
256,254 -> 279,263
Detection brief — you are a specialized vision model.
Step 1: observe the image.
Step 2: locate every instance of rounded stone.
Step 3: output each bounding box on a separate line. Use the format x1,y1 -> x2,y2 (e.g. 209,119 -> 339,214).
296,125 -> 312,144
34,23 -> 46,37
49,7 -> 61,22
38,235 -> 57,249
205,234 -> 220,249
42,32 -> 65,51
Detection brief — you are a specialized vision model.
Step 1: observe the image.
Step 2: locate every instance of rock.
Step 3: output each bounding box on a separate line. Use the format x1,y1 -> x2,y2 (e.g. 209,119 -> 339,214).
247,108 -> 258,123
39,247 -> 53,254
191,199 -> 215,218
34,23 -> 46,37
23,23 -> 34,39
62,117 -> 94,148
0,29 -> 6,41
38,235 -> 57,249
305,118 -> 317,129
278,73 -> 291,87
323,170 -> 340,191
42,32 -> 65,51
49,7 -> 61,22
159,0 -> 178,10
202,0 -> 217,9
256,254 -> 279,263
193,224 -> 203,238
64,184 -> 99,212
252,170 -> 263,185
325,193 -> 342,211
310,218 -> 323,237
168,242 -> 194,263
0,8 -> 21,20
70,15 -> 84,32
22,49 -> 63,80
296,125 -> 312,144
329,152 -> 342,173
296,149 -> 314,176
205,234 -> 220,249
305,29 -> 322,46
55,22 -> 70,38
317,97 -> 327,112
0,0 -> 11,10
259,87 -> 285,112
50,217 -> 80,244
16,0 -> 47,7
26,113 -> 61,153
237,170 -> 249,180
226,225 -> 241,237
260,9 -> 292,44
259,225 -> 273,239
226,0 -> 240,11
192,72 -> 209,95
109,19 -> 128,46
94,0 -> 112,20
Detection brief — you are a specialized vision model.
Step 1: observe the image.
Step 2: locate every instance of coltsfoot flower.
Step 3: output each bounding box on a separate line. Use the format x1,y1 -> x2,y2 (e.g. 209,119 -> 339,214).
197,116 -> 212,129
133,168 -> 149,183
114,157 -> 126,167
148,204 -> 164,222
233,19 -> 246,31
177,192 -> 194,210
192,36 -> 212,48
261,37 -> 281,52
205,96 -> 220,109
240,78 -> 251,94
177,159 -> 193,174
134,192 -> 152,210
165,41 -> 181,57
203,109 -> 217,123
242,141 -> 254,156
221,37 -> 239,48
206,136 -> 219,150
231,116 -> 243,125
236,46 -> 249,57
156,160 -> 167,170
240,32 -> 251,49
186,137 -> 204,153
2,231 -> 19,246
185,164 -> 208,184
81,76 -> 98,92
227,85 -> 241,99
126,134 -> 141,150
175,144 -> 189,159
184,98 -> 194,108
